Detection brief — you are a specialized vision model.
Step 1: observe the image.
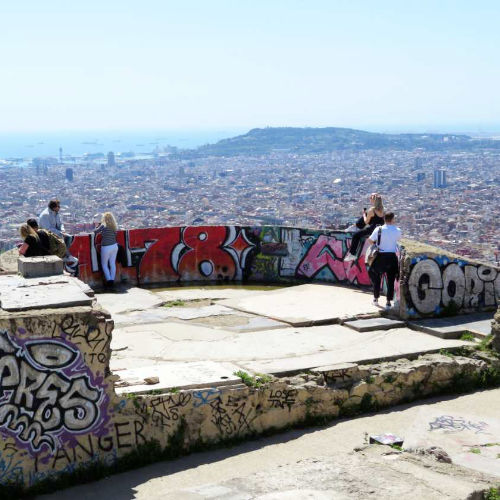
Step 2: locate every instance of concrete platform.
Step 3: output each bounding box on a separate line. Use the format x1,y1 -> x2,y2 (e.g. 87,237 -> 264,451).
408,313 -> 494,339
221,284 -> 380,326
95,287 -> 165,314
240,328 -> 471,375
344,317 -> 406,332
110,319 -> 472,375
114,360 -> 244,394
0,280 -> 93,311
154,285 -> 282,302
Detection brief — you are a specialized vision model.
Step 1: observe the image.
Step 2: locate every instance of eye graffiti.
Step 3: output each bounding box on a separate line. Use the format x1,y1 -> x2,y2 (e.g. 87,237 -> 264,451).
0,331 -> 106,454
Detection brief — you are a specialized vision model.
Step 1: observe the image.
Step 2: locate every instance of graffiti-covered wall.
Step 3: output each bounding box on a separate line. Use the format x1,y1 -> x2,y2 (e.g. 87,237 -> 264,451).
68,225 -> 499,319
399,248 -> 500,318
1,302 -> 496,490
69,226 -> 372,289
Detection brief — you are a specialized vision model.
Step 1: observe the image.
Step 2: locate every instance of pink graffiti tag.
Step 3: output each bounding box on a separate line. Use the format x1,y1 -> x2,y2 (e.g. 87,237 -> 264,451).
296,235 -> 346,280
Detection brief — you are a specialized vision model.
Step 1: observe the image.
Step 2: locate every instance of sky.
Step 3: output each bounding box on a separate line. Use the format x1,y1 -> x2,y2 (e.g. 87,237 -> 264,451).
1,1 -> 500,134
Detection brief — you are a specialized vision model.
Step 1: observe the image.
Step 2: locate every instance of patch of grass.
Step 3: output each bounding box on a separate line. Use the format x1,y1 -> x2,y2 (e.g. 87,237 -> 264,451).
383,374 -> 395,384
460,331 -> 476,342
485,487 -> 500,500
233,370 -> 272,388
364,375 -> 375,384
470,448 -> 481,454
477,335 -> 493,352
390,444 -> 403,451
439,349 -> 454,358
164,299 -> 186,307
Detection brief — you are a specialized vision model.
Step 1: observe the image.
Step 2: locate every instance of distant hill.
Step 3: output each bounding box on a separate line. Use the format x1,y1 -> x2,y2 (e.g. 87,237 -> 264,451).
186,127 -> 500,156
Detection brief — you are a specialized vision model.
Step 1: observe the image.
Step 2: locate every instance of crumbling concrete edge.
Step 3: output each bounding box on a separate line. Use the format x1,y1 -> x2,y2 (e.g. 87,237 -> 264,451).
8,348 -> 500,497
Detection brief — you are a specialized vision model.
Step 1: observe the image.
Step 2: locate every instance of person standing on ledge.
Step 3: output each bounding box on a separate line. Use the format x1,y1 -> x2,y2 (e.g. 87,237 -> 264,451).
344,193 -> 385,262
367,211 -> 401,310
94,212 -> 119,289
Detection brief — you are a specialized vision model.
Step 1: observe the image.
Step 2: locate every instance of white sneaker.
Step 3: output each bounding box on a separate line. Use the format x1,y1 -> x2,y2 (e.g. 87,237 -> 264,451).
385,302 -> 392,311
344,253 -> 357,262
372,298 -> 379,306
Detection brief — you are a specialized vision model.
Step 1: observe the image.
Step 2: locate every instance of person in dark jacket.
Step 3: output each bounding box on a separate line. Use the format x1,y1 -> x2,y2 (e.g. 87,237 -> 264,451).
18,223 -> 50,257
345,194 -> 385,262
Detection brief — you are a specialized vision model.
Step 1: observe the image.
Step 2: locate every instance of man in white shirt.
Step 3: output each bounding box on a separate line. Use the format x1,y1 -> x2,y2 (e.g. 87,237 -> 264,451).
367,211 -> 401,310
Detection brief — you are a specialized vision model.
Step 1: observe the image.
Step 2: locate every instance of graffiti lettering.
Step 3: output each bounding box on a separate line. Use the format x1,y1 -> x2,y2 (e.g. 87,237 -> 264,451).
134,393 -> 192,428
429,415 -> 489,434
193,388 -> 221,407
408,258 -> 499,315
267,389 -> 297,410
0,331 -> 105,453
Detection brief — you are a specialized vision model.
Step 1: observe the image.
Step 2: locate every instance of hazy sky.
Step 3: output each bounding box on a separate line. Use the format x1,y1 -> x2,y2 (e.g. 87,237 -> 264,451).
1,1 -> 499,133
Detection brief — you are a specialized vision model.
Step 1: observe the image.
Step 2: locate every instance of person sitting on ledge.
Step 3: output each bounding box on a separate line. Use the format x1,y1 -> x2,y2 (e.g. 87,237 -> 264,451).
367,211 -> 401,310
344,193 -> 385,262
39,199 -> 73,252
18,223 -> 50,257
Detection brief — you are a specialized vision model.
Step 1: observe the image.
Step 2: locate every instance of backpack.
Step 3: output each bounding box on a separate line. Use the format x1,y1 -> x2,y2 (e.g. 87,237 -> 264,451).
39,229 -> 67,258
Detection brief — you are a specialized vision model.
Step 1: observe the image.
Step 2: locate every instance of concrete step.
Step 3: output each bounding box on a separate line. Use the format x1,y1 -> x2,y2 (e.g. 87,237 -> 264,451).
408,312 -> 494,340
343,317 -> 406,332
114,360 -> 245,394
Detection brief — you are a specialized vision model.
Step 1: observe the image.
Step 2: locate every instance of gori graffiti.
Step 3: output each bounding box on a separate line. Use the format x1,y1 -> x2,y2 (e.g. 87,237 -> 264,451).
405,255 -> 500,315
0,330 -> 107,454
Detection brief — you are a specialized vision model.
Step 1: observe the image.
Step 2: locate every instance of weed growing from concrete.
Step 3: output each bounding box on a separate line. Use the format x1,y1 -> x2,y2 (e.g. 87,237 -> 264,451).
364,375 -> 375,384
478,335 -> 493,352
164,299 -> 186,307
439,349 -> 454,357
234,370 -> 272,388
460,332 -> 476,341
485,487 -> 500,500
470,448 -> 481,454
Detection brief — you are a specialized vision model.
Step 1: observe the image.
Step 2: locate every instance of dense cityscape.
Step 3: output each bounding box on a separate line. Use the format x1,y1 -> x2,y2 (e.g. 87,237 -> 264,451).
0,144 -> 499,264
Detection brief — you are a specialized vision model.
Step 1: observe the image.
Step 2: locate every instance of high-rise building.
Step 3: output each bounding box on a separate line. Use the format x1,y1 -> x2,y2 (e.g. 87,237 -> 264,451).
107,151 -> 115,167
433,169 -> 447,188
414,157 -> 422,170
59,147 -> 63,163
416,172 -> 426,182
65,168 -> 74,182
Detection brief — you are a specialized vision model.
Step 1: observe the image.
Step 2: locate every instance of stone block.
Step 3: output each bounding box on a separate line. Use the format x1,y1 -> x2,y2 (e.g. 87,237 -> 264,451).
344,317 -> 405,332
18,255 -> 63,278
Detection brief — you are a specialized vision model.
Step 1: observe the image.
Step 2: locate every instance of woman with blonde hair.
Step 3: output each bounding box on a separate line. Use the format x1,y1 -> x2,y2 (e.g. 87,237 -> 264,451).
344,193 -> 385,262
93,212 -> 118,288
18,223 -> 50,257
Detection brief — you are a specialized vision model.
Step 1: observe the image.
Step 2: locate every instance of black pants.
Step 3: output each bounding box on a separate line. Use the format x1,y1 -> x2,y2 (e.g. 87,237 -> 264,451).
348,224 -> 377,256
368,252 -> 398,301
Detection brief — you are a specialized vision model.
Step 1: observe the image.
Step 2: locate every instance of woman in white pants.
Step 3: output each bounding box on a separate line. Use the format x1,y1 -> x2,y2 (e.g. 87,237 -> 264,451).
94,212 -> 118,289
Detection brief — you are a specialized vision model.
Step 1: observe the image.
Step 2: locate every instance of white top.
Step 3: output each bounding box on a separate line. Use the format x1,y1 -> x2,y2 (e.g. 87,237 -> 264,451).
369,224 -> 401,253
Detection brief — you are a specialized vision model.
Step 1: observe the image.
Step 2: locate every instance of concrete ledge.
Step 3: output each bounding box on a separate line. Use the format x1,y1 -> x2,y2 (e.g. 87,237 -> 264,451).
18,255 -> 63,278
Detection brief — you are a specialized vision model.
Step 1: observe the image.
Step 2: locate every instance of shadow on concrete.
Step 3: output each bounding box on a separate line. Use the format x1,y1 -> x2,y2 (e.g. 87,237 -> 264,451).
37,390 -> 491,500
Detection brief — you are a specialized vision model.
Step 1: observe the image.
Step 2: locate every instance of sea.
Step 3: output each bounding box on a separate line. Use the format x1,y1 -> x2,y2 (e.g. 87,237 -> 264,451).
0,129 -> 245,160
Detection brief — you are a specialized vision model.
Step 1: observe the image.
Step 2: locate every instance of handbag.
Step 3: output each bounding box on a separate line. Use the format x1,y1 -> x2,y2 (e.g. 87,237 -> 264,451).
365,227 -> 382,267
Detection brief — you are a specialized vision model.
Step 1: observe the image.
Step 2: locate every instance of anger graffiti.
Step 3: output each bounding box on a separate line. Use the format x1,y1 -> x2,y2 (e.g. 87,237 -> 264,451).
0,331 -> 107,454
